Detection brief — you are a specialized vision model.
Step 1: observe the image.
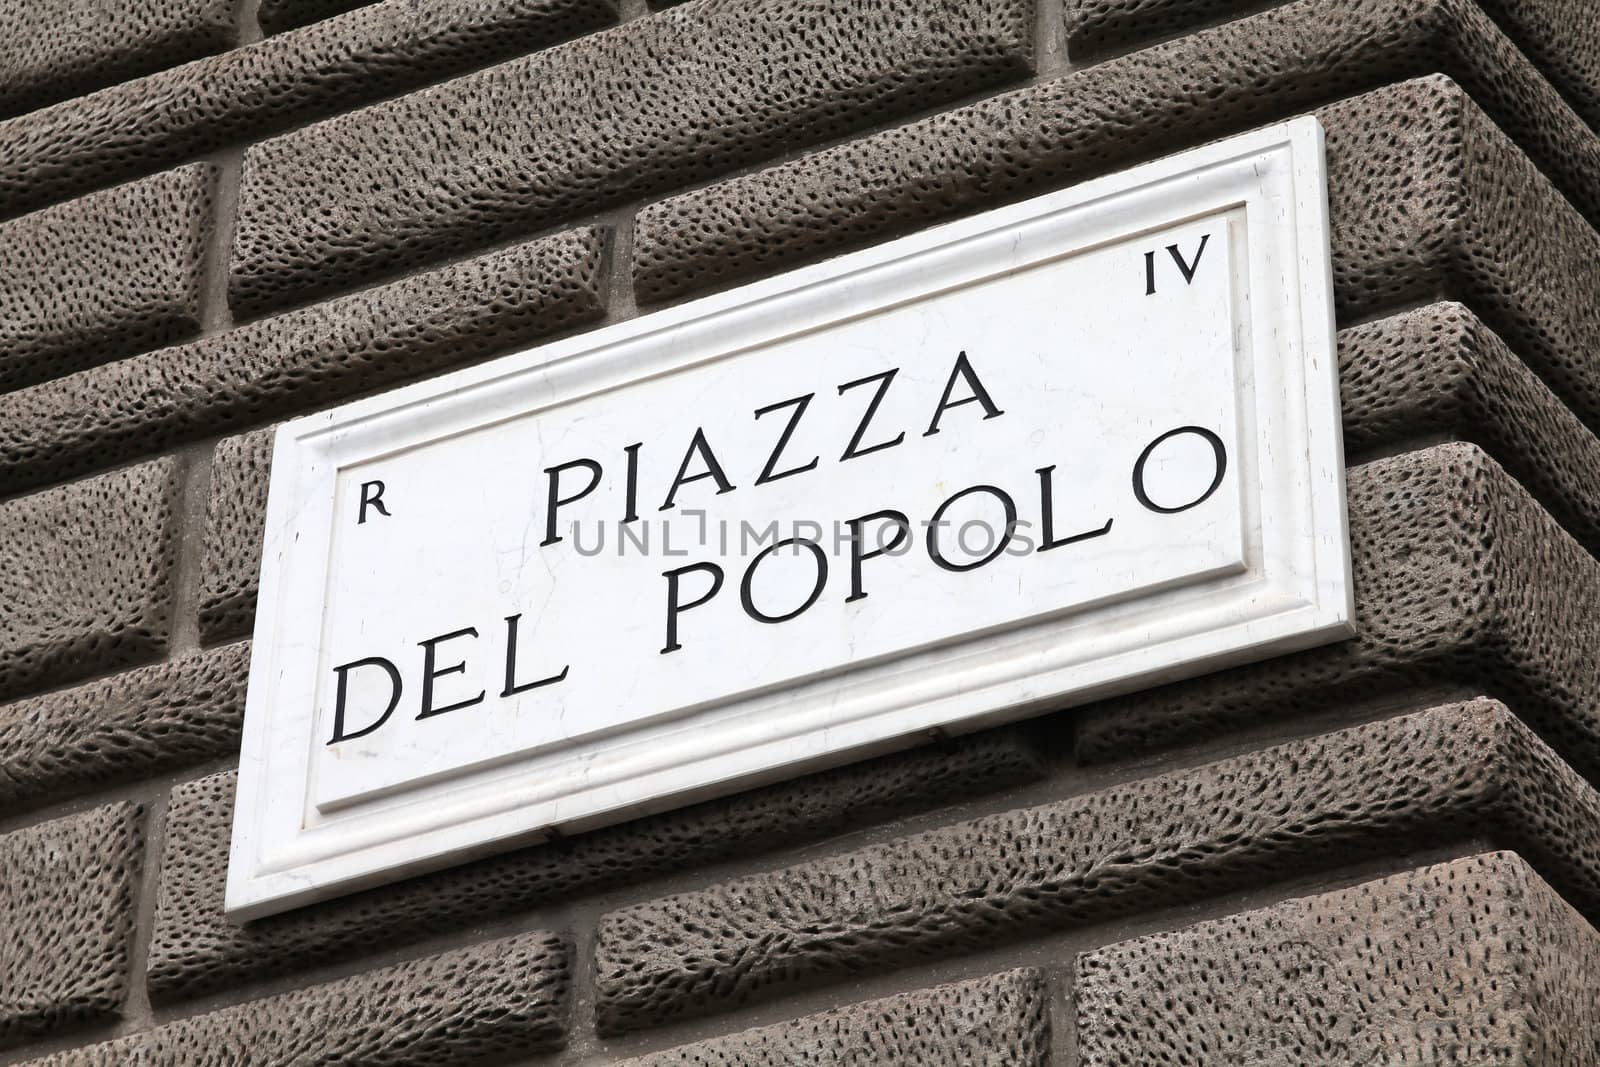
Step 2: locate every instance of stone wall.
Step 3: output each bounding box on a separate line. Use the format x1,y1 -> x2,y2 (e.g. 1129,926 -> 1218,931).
2,0 -> 1599,1062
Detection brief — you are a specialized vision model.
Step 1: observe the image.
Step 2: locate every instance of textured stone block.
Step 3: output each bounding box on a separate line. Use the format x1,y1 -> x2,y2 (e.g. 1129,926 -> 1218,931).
1077,852 -> 1600,1063
199,429 -> 273,645
1062,0 -> 1272,57
227,0 -> 1034,318
616,970 -> 1047,1066
257,0 -> 371,35
1065,0 -> 1600,136
0,227 -> 606,498
36,932 -> 569,1065
1340,303 -> 1600,561
0,0 -> 232,119
0,459 -> 178,703
146,728 -> 1045,1003
0,803 -> 141,1050
1075,444 -> 1600,771
0,164 -> 211,391
0,0 -> 617,221
635,5 -> 1600,399
638,10 -> 1591,297
0,643 -> 249,814
593,696 -> 1600,1034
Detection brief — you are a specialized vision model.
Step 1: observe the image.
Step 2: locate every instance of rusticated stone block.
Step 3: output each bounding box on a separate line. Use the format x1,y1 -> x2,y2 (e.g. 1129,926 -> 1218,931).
1077,852 -> 1600,1063
199,429 -> 273,645
1325,77 -> 1600,442
0,459 -> 178,703
0,0 -> 617,221
637,3 -> 1600,301
0,0 -> 232,119
1075,444 -> 1600,770
0,227 -> 606,498
257,0 -> 371,34
0,644 -> 249,814
0,803 -> 141,1050
593,695 -> 1600,1034
227,0 -> 1034,318
1340,303 -> 1600,560
145,728 -> 1045,1003
1063,0 -> 1278,57
635,13 -> 1600,417
34,932 -> 570,1065
617,970 -> 1047,1066
0,164 -> 210,391
1065,0 -> 1600,136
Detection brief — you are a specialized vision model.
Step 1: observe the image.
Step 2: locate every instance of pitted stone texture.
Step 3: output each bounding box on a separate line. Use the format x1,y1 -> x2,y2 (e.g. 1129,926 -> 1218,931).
0,0 -> 232,119
0,228 -> 605,498
1341,303 -> 1600,561
0,164 -> 210,392
1077,852 -> 1600,1063
35,932 -> 570,1065
1063,0 -> 1275,57
228,0 -> 1034,318
258,0 -> 372,34
0,803 -> 140,1049
0,459 -> 178,703
0,644 -> 248,814
594,697 -> 1600,1034
0,0 -> 618,221
146,728 -> 1045,1003
1076,444 -> 1600,773
1322,77 -> 1600,442
199,429 -> 273,645
1066,0 -> 1600,137
636,6 -> 1600,386
616,970 -> 1047,1066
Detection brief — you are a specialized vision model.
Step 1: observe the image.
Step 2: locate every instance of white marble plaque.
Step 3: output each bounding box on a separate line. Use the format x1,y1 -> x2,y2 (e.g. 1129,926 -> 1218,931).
227,118 -> 1350,919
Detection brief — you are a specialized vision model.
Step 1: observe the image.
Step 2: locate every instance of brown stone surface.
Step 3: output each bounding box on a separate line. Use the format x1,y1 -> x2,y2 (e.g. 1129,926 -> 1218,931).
0,164 -> 210,391
0,0 -> 232,119
0,459 -> 178,703
1077,852 -> 1600,1063
1075,443 -> 1600,772
1066,0 -> 1600,137
257,0 -> 373,35
0,0 -> 617,221
145,727 -> 1045,1003
227,0 -> 1034,317
635,7 -> 1600,389
198,429 -> 273,645
32,932 -> 570,1065
0,644 -> 248,814
0,227 -> 606,498
591,697 -> 1600,1035
1340,303 -> 1600,561
0,803 -> 141,1050
616,970 -> 1047,1065
1063,0 -> 1276,57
